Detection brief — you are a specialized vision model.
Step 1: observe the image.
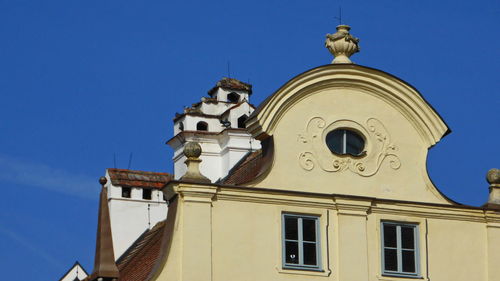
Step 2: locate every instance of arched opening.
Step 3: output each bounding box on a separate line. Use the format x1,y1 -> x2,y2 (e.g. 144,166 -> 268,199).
227,92 -> 240,103
178,122 -> 184,131
237,115 -> 248,129
196,121 -> 208,131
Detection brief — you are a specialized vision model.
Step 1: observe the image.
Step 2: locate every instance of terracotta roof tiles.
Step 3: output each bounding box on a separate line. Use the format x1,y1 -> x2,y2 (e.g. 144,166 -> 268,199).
108,169 -> 172,189
222,150 -> 263,185
116,221 -> 166,281
208,77 -> 252,96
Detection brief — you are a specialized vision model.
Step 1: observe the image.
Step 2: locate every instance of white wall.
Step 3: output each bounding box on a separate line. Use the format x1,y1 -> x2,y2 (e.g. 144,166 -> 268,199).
59,263 -> 88,281
105,171 -> 168,259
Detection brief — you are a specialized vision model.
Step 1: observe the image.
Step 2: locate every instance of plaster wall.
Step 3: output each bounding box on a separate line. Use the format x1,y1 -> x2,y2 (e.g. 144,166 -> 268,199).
200,102 -> 231,115
213,88 -> 249,103
223,102 -> 253,128
183,115 -> 223,132
171,131 -> 260,182
105,182 -> 167,259
426,219 -> 487,280
252,88 -> 448,204
153,186 -> 500,281
209,196 -> 495,281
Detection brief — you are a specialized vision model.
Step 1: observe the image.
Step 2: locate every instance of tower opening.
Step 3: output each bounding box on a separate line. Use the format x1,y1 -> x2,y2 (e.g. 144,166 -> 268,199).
197,121 -> 208,131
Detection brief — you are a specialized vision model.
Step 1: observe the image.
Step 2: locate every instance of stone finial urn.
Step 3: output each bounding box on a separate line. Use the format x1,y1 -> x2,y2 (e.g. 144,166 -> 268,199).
325,25 -> 360,64
180,142 -> 210,183
487,168 -> 500,206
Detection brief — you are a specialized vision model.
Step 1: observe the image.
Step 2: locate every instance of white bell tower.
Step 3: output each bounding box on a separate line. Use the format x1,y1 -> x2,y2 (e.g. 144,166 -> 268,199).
168,77 -> 261,182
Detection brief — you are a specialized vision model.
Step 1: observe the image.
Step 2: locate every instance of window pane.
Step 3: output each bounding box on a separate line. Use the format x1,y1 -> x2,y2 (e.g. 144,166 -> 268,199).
401,226 -> 415,249
303,242 -> 317,265
383,224 -> 397,248
122,187 -> 131,198
285,241 -> 299,264
326,129 -> 344,154
143,189 -> 152,200
402,250 -> 416,273
384,249 -> 398,271
284,216 -> 298,240
302,219 -> 316,242
346,131 -> 364,155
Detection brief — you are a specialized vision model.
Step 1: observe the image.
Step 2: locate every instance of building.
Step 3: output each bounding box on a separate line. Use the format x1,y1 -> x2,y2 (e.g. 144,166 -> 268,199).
62,25 -> 500,281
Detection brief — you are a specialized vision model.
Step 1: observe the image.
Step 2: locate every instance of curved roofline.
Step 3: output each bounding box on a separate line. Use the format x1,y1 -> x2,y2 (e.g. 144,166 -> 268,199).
251,64 -> 450,133
247,63 -> 450,147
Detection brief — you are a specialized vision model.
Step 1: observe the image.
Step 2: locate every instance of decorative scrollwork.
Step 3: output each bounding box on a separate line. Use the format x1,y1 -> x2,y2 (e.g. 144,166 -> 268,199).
297,117 -> 401,177
299,152 -> 315,171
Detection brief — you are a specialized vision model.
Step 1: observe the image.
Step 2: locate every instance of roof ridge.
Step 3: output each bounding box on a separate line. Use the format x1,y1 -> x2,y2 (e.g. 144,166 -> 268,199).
107,168 -> 171,176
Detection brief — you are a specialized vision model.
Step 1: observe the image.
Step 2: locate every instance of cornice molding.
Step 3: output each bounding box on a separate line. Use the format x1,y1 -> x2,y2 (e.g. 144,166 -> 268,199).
163,182 -> 500,223
174,183 -> 218,204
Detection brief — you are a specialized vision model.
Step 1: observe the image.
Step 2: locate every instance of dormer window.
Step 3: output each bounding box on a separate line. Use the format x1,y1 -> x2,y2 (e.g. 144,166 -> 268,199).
197,121 -> 208,131
237,115 -> 248,129
227,92 -> 240,103
326,128 -> 365,156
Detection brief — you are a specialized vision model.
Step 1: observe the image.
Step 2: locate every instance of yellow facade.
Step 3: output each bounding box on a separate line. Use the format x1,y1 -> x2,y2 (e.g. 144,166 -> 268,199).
151,63 -> 500,281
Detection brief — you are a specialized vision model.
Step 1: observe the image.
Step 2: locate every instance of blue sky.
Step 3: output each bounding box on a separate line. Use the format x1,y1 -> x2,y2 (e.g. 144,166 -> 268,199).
0,0 -> 498,280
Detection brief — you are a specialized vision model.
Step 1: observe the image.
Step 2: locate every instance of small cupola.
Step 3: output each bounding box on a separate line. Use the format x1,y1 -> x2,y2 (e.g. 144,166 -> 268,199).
207,77 -> 252,103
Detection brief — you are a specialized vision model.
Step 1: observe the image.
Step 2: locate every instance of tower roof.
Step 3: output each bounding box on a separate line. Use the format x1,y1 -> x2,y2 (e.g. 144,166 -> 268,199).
208,77 -> 252,96
107,168 -> 172,189
88,177 -> 119,280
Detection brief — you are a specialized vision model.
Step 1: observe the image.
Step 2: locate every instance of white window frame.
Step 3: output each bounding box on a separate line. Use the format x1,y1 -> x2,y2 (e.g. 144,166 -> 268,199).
282,213 -> 322,271
381,221 -> 421,278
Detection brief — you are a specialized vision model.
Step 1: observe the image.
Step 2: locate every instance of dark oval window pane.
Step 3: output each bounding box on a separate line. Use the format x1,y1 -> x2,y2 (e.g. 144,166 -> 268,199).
402,250 -> 416,273
303,242 -> 317,265
401,226 -> 415,249
345,130 -> 364,155
325,129 -> 344,154
302,219 -> 316,242
326,129 -> 364,155
383,224 -> 397,248
384,249 -> 398,271
284,217 -> 298,240
285,241 -> 299,264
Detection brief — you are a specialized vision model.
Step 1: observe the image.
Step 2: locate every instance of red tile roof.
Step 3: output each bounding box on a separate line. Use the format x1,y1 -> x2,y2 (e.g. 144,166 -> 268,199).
108,169 -> 172,189
208,77 -> 252,96
116,220 -> 166,281
222,150 -> 263,185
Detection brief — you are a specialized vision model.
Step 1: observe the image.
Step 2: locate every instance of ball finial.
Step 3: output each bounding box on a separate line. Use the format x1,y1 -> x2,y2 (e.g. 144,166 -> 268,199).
99,176 -> 107,186
184,142 -> 202,159
487,169 -> 500,185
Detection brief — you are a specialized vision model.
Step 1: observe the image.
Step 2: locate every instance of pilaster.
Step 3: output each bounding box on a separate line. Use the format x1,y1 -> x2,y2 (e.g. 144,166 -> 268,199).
335,197 -> 371,281
176,182 -> 217,281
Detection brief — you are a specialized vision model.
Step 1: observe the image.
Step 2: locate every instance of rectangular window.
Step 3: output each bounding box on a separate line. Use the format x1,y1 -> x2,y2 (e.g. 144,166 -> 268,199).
282,213 -> 321,271
381,222 -> 420,277
143,189 -> 152,200
122,187 -> 131,198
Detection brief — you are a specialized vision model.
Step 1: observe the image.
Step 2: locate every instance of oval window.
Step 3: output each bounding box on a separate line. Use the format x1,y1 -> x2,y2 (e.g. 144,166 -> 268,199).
325,129 -> 365,156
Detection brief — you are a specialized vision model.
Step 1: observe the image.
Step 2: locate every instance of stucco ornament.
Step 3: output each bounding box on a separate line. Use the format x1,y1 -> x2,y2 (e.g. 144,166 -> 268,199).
298,117 -> 401,176
325,25 -> 360,64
